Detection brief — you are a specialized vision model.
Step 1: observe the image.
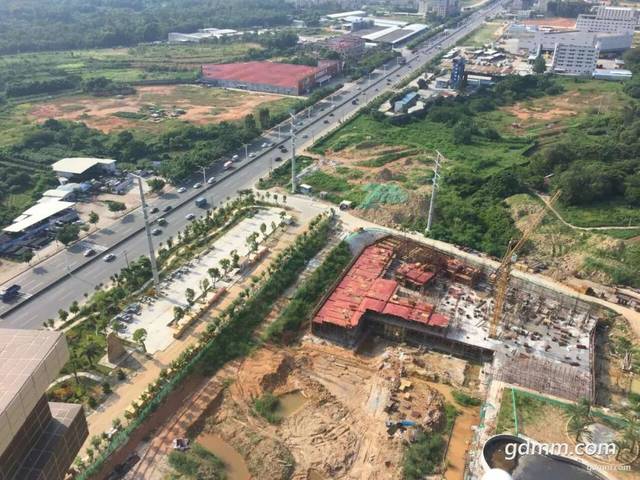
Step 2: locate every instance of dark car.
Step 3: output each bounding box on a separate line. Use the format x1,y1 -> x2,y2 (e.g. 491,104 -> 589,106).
323,119 -> 330,124
152,228 -> 162,236
0,284 -> 21,302
149,207 -> 159,214
163,205 -> 172,212
274,156 -> 283,162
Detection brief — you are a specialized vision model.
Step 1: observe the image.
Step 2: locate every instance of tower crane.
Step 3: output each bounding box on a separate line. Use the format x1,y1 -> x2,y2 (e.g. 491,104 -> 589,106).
489,190 -> 562,338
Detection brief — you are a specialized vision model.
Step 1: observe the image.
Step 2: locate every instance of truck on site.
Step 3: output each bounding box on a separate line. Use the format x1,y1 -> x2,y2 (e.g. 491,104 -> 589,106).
1,284 -> 21,302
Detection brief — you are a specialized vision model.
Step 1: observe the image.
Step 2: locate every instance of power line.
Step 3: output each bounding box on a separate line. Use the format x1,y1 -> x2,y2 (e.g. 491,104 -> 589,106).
426,150 -> 443,233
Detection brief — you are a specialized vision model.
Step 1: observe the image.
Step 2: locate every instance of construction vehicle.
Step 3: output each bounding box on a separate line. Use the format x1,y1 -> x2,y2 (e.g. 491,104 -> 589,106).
489,190 -> 562,338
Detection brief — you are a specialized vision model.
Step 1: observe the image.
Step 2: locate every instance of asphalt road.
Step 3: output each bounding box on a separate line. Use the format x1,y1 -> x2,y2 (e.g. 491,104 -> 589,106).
0,0 -> 506,328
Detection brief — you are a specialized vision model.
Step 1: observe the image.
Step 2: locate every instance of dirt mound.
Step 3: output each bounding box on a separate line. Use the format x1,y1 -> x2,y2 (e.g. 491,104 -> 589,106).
232,348 -> 293,399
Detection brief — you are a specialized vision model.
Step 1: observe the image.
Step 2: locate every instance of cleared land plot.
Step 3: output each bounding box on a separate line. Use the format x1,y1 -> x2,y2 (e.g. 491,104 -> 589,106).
463,21 -> 505,47
0,42 -> 261,84
20,85 -> 299,134
521,17 -> 577,29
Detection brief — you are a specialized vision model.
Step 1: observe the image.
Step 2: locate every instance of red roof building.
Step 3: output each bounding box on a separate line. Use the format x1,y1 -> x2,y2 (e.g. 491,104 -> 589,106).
201,60 -> 340,95
313,242 -> 449,332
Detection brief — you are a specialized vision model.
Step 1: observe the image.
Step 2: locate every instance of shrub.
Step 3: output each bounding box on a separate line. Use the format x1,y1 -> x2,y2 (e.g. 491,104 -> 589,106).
253,393 -> 280,424
452,390 -> 481,407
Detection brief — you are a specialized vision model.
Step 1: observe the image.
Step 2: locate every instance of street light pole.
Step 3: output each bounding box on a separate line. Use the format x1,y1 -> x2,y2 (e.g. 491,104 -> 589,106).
244,143 -> 249,162
201,166 -> 207,185
289,112 -> 296,194
426,151 -> 443,233
133,175 -> 160,286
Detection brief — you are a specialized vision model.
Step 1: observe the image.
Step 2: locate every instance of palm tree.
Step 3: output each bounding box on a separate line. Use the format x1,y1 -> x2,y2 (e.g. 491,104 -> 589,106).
208,267 -> 221,288
132,328 -> 148,353
185,288 -> 195,306
260,222 -> 267,238
83,341 -> 102,367
173,306 -> 185,324
564,398 -> 592,441
200,278 -> 210,297
220,258 -> 231,278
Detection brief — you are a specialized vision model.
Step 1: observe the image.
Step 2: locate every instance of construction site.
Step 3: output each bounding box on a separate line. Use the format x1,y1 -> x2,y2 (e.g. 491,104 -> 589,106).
313,230 -> 604,403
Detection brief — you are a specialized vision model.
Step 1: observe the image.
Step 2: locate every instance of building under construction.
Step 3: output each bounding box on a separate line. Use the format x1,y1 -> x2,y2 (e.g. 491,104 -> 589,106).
312,233 -> 605,402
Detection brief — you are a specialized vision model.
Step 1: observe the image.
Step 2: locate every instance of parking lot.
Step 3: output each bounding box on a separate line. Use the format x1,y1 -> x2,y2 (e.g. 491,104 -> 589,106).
118,208 -> 285,353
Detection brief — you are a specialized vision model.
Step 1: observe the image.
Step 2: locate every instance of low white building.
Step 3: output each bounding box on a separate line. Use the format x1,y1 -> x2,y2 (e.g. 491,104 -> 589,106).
168,28 -> 239,43
510,25 -> 632,55
52,157 -> 116,182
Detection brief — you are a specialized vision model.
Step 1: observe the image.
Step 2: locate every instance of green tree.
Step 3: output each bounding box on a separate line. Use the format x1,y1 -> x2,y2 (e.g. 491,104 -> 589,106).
219,258 -> 231,278
106,201 -> 126,212
533,55 -> 546,74
83,341 -> 102,367
19,249 -> 34,264
185,288 -> 196,306
148,178 -> 166,193
258,107 -> 271,129
56,224 -> 80,245
132,328 -> 148,352
244,114 -> 258,133
58,309 -> 69,322
69,301 -> 80,315
173,306 -> 185,324
208,267 -> 221,288
88,211 -> 99,229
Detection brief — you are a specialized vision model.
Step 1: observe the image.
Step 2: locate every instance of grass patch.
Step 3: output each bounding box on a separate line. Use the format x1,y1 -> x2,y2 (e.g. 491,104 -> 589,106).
403,430 -> 446,480
256,155 -> 315,190
356,148 -> 419,168
452,390 -> 482,407
555,200 -> 640,228
463,21 -> 503,47
253,393 -> 281,424
168,443 -> 226,480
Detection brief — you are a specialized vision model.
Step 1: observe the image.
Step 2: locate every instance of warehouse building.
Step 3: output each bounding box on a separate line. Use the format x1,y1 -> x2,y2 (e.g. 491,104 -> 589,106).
51,157 -> 116,183
201,60 -> 341,95
0,329 -> 88,480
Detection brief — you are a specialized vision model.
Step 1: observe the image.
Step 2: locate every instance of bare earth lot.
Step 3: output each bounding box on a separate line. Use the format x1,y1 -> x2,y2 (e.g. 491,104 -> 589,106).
29,85 -> 298,133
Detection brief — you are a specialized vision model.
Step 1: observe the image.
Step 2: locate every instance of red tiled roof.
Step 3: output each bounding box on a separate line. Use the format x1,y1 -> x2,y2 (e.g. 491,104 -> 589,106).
313,242 -> 448,330
202,61 -> 318,89
396,263 -> 435,286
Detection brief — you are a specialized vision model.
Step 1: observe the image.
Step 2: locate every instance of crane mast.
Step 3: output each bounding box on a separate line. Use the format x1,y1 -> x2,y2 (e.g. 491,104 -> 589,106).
489,190 -> 562,338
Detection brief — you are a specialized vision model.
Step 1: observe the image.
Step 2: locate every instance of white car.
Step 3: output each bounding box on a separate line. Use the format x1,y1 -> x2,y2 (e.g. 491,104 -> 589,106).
261,142 -> 268,148
193,182 -> 202,189
84,248 -> 96,257
103,253 -> 116,262
232,154 -> 239,161
249,152 -> 256,158
207,177 -> 216,184
177,187 -> 187,193
186,213 -> 196,221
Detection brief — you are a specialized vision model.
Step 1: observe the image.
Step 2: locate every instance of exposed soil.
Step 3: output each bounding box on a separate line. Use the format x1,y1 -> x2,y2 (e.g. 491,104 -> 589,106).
521,17 -> 577,29
29,85 -> 291,133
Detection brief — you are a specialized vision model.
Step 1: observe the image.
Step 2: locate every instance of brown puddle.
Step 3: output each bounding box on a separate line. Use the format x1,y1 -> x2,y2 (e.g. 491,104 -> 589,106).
276,390 -> 308,418
197,433 -> 251,480
426,382 -> 481,480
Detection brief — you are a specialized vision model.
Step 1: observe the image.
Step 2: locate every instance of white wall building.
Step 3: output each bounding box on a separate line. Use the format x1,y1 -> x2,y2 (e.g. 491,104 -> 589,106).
551,41 -> 600,75
509,25 -> 632,54
576,6 -> 638,34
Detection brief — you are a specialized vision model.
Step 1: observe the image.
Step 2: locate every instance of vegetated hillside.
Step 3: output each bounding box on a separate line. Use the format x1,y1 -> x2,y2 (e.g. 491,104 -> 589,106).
0,0 -> 339,54
310,48 -> 640,285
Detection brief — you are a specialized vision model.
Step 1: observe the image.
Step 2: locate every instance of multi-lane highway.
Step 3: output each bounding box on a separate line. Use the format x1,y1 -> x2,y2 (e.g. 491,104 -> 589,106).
0,0 -> 506,328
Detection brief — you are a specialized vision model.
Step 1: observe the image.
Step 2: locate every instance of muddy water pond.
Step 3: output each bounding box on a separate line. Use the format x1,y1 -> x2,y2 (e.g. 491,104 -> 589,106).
197,433 -> 251,480
276,390 -> 309,418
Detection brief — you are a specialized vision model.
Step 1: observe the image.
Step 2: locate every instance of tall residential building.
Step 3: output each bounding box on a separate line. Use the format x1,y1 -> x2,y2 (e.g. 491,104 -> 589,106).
424,0 -> 460,18
0,329 -> 88,480
576,6 -> 638,34
551,40 -> 600,75
450,56 -> 466,89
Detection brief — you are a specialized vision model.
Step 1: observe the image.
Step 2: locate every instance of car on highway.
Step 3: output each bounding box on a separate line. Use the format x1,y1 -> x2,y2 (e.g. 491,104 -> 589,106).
249,152 -> 256,158
329,113 -> 334,117
274,156 -> 283,162
323,119 -> 329,124
151,228 -> 162,236
177,187 -> 187,193
280,146 -> 288,152
84,248 -> 96,257
103,253 -> 116,262
261,142 -> 268,148
186,213 -> 196,221
157,217 -> 167,226
207,177 -> 216,184
149,206 -> 159,214
163,205 -> 172,212
193,182 -> 202,189
1,284 -> 21,302
232,154 -> 239,161
302,134 -> 308,139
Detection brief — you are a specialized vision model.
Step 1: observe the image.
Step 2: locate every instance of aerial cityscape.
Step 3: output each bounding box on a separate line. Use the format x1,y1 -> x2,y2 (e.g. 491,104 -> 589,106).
1,0 -> 640,479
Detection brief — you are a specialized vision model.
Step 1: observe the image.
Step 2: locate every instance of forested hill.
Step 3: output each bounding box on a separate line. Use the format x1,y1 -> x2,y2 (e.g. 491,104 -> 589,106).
0,0 -> 338,54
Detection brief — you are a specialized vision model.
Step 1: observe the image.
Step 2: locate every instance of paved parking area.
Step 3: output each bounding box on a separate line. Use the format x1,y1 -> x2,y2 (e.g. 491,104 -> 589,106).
120,208 -> 285,353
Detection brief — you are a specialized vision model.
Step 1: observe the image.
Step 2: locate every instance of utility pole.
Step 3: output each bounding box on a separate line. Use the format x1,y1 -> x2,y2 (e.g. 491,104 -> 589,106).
201,166 -> 207,185
426,151 -> 443,233
133,175 -> 160,286
289,112 -> 296,194
244,143 -> 249,162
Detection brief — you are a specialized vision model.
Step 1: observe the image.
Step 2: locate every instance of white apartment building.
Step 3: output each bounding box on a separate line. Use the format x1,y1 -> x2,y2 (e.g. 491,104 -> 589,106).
576,6 -> 638,34
551,41 -> 600,75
